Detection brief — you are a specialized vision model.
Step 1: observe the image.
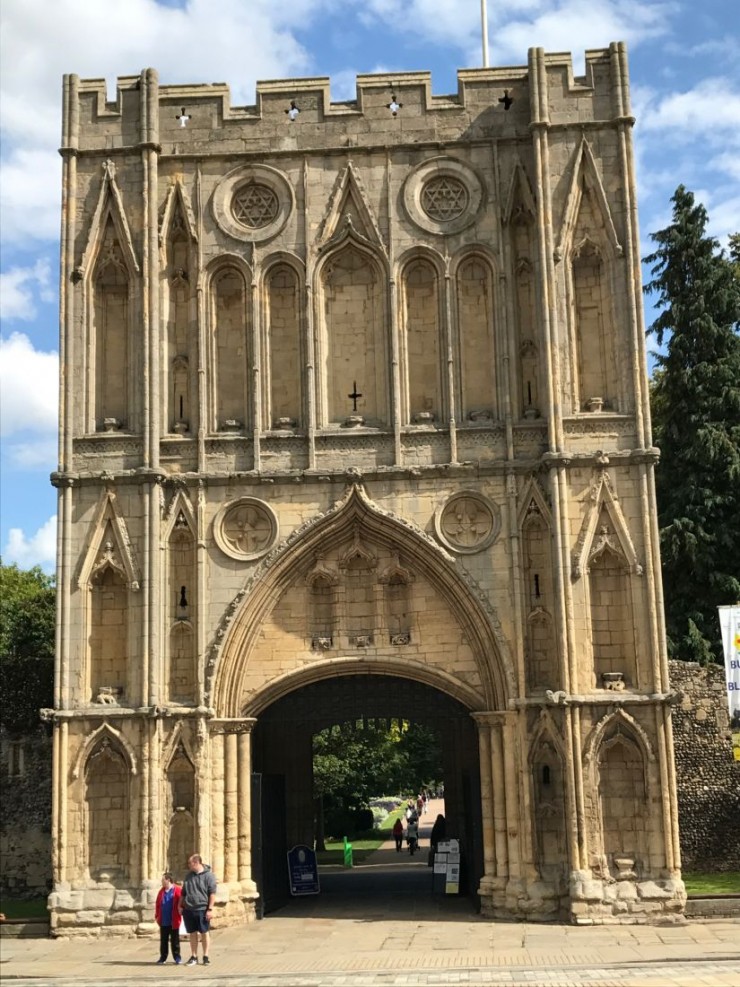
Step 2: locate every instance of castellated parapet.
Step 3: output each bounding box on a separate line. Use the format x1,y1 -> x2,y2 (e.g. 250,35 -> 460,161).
49,43 -> 685,937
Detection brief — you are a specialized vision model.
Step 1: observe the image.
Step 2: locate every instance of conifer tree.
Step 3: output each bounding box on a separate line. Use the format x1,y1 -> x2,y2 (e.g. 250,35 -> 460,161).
644,186 -> 740,663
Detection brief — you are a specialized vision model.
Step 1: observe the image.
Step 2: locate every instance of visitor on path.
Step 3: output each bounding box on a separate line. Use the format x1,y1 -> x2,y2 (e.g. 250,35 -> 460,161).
392,817 -> 404,852
179,854 -> 217,967
405,799 -> 418,822
406,816 -> 419,854
154,872 -> 182,965
416,794 -> 424,816
430,813 -> 446,852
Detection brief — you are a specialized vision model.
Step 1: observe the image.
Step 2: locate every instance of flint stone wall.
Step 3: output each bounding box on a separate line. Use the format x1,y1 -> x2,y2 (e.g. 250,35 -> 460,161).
669,659 -> 740,873
0,725 -> 53,899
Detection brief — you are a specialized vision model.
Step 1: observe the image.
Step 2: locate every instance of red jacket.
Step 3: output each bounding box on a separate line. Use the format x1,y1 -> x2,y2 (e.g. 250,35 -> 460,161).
155,884 -> 182,928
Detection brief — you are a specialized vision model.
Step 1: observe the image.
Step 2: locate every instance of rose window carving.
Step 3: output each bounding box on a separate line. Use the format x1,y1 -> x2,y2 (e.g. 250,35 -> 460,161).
232,183 -> 279,229
421,177 -> 469,221
434,492 -> 501,554
214,498 -> 278,561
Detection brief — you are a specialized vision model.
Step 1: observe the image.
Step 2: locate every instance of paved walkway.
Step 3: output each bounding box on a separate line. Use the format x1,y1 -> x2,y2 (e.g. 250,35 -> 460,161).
2,801 -> 739,986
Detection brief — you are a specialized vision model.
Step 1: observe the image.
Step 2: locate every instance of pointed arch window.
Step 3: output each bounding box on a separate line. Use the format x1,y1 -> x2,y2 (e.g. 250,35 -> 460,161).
456,256 -> 495,422
403,259 -> 441,424
212,266 -> 249,431
266,264 -> 301,429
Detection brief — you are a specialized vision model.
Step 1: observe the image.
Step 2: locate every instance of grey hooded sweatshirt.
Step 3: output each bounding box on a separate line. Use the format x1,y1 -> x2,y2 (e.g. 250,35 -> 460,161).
182,864 -> 217,910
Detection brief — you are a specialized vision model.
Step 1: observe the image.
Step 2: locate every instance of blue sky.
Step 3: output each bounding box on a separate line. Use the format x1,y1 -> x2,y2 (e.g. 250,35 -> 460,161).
1,0 -> 738,573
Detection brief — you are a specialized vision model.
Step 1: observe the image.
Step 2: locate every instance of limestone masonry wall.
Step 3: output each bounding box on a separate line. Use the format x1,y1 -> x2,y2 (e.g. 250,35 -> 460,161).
669,660 -> 740,873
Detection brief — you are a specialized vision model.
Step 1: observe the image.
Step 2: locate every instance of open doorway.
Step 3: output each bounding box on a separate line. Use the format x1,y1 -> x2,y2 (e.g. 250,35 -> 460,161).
251,674 -> 482,916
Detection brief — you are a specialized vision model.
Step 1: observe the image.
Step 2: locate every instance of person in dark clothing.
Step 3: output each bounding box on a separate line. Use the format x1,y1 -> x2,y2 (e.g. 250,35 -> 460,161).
178,854 -> 217,967
430,813 -> 446,852
392,817 -> 404,852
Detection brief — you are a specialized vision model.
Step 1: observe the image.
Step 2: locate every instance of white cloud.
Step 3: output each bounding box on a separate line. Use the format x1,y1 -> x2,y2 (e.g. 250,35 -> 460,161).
5,438 -> 59,471
0,149 -> 61,246
0,333 -> 59,436
640,77 -> 740,139
0,259 -> 54,321
3,515 -> 57,570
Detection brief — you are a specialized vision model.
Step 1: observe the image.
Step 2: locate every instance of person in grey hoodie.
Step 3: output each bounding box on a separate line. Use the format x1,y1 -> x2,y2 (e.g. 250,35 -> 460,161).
178,854 -> 217,966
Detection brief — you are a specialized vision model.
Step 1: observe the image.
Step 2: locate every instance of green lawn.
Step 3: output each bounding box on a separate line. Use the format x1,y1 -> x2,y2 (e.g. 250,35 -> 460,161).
0,898 -> 49,920
316,805 -> 406,865
683,872 -> 740,895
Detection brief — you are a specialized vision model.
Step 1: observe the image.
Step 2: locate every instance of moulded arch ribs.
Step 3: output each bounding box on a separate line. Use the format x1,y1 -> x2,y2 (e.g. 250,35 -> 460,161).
71,721 -> 138,781
77,488 -> 141,590
209,482 -> 514,716
205,251 -> 253,287
571,470 -> 642,580
555,138 -> 622,263
582,707 -> 656,771
163,727 -> 196,773
378,551 -> 415,585
305,555 -> 339,587
241,656 -> 487,720
503,158 -> 537,226
79,159 -> 140,280
397,244 -> 447,280
317,161 -> 386,253
261,249 -> 306,282
159,179 -> 198,247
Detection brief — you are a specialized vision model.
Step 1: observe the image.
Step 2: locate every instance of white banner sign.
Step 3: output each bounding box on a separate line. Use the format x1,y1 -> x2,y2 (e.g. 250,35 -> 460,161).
718,605 -> 740,761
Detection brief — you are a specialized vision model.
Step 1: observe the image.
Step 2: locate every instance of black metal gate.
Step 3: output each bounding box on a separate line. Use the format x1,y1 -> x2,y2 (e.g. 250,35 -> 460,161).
251,772 -> 288,916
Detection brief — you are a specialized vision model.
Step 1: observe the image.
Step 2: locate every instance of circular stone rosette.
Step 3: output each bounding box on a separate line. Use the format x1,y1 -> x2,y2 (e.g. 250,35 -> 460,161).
434,492 -> 500,554
212,164 -> 294,243
213,498 -> 279,561
402,157 -> 484,236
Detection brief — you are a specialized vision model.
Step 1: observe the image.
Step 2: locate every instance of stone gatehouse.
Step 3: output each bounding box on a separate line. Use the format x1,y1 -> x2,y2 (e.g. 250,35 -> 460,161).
48,42 -> 685,934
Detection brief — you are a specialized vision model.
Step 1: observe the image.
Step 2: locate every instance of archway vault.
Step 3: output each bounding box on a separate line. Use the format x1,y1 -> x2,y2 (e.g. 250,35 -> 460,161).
211,482 -> 514,716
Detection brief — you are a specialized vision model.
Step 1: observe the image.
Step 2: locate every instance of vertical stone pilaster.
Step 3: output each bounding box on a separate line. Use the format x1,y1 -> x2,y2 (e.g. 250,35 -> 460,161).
210,730 -> 224,882
472,714 -> 494,892
224,731 -> 238,882
237,722 -> 257,888
443,261 -> 457,463
489,716 -> 508,882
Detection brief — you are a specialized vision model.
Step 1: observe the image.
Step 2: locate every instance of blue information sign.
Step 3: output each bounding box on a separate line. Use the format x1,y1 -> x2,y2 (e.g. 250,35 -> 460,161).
287,844 -> 320,896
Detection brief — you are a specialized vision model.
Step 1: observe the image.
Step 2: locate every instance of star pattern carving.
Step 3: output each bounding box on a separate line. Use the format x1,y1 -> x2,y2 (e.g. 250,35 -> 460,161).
421,177 -> 469,221
232,183 -> 279,228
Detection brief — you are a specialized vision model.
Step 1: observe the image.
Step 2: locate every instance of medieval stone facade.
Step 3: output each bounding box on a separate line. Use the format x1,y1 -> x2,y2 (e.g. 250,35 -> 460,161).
49,43 -> 686,934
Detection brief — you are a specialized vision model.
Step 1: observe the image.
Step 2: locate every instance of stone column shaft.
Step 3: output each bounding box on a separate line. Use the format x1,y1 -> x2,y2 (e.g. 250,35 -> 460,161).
224,731 -> 239,882
489,719 -> 508,880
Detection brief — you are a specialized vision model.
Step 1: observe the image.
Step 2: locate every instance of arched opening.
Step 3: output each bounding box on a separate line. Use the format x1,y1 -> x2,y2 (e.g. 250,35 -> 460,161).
250,674 -> 482,917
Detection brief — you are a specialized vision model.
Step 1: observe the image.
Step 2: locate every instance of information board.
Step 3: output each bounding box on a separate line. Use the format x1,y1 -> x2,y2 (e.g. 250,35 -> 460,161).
287,844 -> 320,896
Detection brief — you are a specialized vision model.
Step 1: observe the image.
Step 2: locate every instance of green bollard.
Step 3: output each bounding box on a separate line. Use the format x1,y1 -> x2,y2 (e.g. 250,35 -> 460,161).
343,836 -> 354,868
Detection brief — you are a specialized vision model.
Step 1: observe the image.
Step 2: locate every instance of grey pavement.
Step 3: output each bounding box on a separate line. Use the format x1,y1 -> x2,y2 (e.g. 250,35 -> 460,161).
2,804 -> 739,986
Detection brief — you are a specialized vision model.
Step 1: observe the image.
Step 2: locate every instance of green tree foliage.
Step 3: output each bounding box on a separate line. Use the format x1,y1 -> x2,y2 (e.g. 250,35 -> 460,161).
644,187 -> 740,663
313,719 -> 442,837
0,561 -> 56,732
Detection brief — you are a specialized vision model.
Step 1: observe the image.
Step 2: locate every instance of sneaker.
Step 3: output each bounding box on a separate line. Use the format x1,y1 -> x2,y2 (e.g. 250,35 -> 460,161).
174,957 -> 182,964
186,956 -> 198,966
156,958 -> 167,964
202,956 -> 210,965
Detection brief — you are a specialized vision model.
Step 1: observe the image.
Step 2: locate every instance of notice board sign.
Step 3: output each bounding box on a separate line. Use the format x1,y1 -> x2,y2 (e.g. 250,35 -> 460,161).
287,844 -> 320,896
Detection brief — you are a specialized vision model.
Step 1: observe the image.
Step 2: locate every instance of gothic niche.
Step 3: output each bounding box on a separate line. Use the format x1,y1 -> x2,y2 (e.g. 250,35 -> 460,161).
572,239 -> 617,413
521,500 -> 557,692
340,532 -> 378,648
88,530 -> 129,704
531,741 -> 568,891
379,555 -> 414,646
266,264 -> 301,429
211,266 -> 249,432
403,259 -> 441,424
166,744 -> 195,874
597,731 -> 649,880
168,511 -> 197,703
510,207 -> 540,419
94,219 -> 130,432
85,738 -> 129,881
321,246 -> 388,427
307,559 -> 338,651
588,510 -> 637,689
456,257 -> 495,423
166,202 -> 192,434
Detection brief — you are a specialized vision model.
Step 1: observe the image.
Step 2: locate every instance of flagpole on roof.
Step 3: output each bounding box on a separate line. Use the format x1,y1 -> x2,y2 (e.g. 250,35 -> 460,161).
481,0 -> 490,67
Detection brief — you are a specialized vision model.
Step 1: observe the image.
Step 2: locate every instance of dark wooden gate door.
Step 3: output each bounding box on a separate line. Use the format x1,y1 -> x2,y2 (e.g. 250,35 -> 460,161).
251,772 -> 288,916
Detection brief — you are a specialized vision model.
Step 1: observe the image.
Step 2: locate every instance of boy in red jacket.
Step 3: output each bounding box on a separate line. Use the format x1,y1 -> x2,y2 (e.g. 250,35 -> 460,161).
155,872 -> 182,964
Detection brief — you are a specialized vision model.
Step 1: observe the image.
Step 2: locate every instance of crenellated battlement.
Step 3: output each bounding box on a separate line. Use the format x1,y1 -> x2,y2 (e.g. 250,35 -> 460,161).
63,45 -> 628,155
